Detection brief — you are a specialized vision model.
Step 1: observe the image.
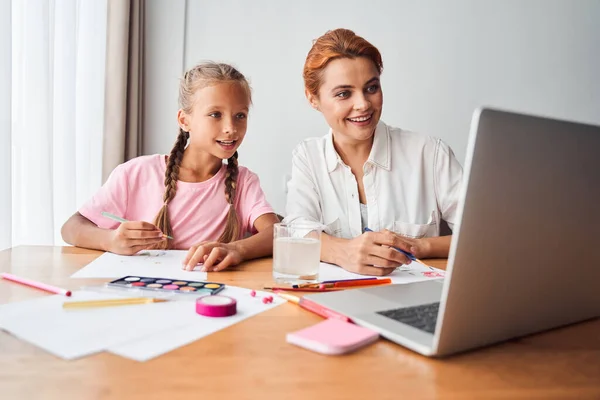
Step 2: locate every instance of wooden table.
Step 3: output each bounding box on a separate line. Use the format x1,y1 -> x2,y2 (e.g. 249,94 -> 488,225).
1,246 -> 599,399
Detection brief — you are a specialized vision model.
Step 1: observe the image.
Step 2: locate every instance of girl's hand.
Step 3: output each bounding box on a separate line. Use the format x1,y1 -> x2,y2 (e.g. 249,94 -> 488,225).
183,241 -> 243,272
107,221 -> 165,255
340,230 -> 414,276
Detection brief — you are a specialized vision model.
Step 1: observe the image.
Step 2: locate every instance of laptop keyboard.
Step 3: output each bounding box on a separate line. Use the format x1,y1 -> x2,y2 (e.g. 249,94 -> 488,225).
376,302 -> 440,334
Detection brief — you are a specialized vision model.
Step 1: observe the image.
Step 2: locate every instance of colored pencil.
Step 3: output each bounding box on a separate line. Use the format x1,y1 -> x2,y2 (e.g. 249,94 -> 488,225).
264,286 -> 340,292
364,227 -> 434,270
293,277 -> 378,288
1,273 -> 72,296
101,211 -> 174,240
331,278 -> 391,288
63,297 -> 168,309
411,258 -> 436,270
276,292 -> 301,304
295,278 -> 391,289
275,292 -> 350,322
265,279 -> 392,292
322,277 -> 378,284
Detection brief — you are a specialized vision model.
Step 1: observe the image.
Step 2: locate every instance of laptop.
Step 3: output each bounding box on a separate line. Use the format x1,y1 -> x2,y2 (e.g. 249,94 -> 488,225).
304,107 -> 600,357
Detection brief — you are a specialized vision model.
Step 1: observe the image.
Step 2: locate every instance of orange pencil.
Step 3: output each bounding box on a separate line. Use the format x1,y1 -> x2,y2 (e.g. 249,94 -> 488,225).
332,278 -> 392,288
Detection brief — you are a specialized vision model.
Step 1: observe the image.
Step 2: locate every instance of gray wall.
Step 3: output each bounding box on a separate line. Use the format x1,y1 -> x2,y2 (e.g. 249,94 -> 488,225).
144,0 -> 600,214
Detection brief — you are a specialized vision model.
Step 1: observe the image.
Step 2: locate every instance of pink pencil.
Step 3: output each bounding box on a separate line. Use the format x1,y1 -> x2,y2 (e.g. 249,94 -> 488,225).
1,273 -> 72,296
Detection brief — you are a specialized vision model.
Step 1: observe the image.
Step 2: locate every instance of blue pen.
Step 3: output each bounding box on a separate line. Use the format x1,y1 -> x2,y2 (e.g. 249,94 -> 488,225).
363,227 -> 434,270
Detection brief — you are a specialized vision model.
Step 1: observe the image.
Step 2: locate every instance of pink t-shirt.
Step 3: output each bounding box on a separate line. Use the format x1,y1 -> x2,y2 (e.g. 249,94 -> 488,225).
79,154 -> 274,250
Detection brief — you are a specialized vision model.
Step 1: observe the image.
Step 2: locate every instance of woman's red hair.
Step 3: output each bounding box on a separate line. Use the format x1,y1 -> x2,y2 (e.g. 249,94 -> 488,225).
303,28 -> 383,96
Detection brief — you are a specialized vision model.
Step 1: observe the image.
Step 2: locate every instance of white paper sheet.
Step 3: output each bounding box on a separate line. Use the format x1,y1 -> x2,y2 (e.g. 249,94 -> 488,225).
70,250 -> 207,281
0,291 -> 197,360
318,262 -> 445,284
109,286 -> 285,362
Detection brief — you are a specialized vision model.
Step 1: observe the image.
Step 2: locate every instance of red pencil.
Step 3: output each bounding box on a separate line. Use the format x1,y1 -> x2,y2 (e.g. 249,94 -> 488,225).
1,273 -> 72,296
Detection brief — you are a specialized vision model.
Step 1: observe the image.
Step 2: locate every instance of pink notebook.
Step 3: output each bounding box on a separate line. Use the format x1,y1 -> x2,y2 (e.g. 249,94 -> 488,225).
286,318 -> 379,355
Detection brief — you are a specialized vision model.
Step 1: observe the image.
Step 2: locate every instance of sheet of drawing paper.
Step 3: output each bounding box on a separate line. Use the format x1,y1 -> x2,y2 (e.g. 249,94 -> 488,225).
70,250 -> 207,281
0,290 -> 197,360
109,286 -> 285,362
317,262 -> 445,284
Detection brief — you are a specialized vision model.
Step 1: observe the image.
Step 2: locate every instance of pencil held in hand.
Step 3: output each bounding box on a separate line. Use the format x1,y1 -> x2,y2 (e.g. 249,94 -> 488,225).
101,212 -> 174,240
363,227 -> 434,270
411,258 -> 435,270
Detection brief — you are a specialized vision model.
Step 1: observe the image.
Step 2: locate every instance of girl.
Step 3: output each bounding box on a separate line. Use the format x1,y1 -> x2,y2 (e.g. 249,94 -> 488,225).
62,62 -> 279,272
285,29 -> 463,276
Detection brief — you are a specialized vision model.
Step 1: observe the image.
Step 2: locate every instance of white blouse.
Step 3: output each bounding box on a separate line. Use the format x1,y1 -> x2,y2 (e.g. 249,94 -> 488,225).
284,121 -> 463,239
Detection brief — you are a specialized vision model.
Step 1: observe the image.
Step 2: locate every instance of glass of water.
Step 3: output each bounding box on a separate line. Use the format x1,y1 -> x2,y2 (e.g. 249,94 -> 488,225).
273,222 -> 321,284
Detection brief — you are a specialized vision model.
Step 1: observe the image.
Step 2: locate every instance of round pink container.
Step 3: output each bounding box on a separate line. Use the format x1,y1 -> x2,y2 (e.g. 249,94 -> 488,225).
195,295 -> 237,317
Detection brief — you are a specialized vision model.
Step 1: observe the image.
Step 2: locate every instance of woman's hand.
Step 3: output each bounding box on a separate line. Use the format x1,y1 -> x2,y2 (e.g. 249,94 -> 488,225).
386,232 -> 432,259
107,221 -> 165,255
182,241 -> 244,272
336,230 -> 416,276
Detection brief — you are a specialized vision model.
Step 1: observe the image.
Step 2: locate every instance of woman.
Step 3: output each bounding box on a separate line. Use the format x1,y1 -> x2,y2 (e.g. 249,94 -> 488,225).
284,29 -> 463,276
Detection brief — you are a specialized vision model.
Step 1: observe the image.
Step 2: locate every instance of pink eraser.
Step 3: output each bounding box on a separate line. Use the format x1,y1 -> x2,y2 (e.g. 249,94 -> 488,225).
286,318 -> 379,355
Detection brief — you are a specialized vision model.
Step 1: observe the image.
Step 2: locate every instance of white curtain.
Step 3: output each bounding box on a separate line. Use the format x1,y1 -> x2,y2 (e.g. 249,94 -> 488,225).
1,0 -> 108,250
1,0 -> 12,251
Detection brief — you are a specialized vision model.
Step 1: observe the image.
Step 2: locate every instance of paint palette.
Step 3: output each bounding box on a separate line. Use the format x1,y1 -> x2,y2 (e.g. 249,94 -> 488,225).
107,276 -> 225,296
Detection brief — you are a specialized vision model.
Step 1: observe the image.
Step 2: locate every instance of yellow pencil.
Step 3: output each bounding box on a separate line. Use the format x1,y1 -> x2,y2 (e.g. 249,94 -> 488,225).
63,297 -> 169,309
275,292 -> 300,304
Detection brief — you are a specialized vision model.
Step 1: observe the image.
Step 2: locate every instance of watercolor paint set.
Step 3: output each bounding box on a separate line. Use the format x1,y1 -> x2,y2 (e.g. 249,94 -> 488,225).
106,276 -> 226,296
